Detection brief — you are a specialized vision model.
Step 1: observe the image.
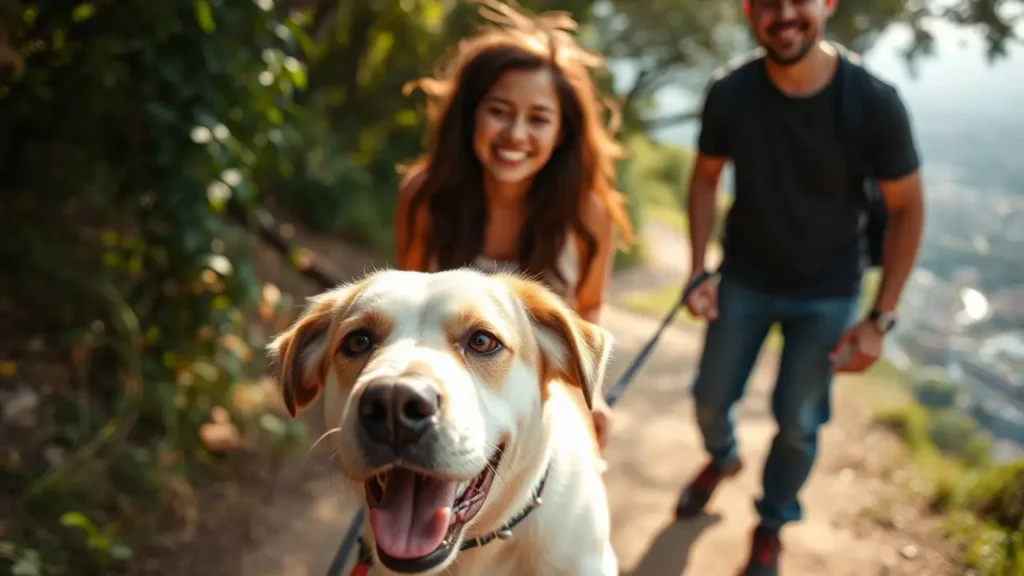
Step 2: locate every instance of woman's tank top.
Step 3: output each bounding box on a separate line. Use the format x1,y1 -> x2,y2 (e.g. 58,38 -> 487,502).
428,232 -> 581,307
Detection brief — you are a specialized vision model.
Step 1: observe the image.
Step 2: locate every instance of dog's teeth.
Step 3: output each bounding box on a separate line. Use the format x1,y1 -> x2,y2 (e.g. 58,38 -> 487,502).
456,482 -> 470,499
376,473 -> 387,492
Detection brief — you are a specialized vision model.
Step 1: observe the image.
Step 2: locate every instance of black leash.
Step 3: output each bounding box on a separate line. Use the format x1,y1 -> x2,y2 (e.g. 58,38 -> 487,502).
324,270 -> 717,575
603,269 -> 713,408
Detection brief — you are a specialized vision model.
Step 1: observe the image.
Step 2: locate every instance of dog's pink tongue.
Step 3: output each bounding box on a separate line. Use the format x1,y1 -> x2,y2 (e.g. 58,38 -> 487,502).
369,469 -> 456,560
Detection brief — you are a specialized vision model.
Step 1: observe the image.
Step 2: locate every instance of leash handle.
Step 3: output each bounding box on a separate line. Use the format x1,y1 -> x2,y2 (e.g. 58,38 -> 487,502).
830,343 -> 854,372
674,270 -> 714,312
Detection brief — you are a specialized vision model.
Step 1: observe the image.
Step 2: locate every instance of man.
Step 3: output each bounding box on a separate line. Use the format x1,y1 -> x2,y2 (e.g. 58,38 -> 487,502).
677,1 -> 925,574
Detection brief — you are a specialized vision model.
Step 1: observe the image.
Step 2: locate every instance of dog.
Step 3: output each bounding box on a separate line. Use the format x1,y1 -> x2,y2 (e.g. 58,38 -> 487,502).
268,268 -> 618,575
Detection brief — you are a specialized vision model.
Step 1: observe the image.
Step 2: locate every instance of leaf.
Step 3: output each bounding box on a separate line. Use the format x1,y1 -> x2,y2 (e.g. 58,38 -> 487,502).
259,413 -> 286,436
72,3 -> 96,22
60,511 -> 98,538
194,0 -> 216,34
394,108 -> 419,127
100,229 -> 119,246
11,549 -> 41,576
286,64 -> 307,91
111,543 -> 133,561
0,360 -> 17,377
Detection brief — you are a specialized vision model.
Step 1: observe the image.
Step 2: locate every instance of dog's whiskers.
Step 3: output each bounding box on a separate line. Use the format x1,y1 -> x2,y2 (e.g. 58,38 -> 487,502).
477,439 -> 511,489
310,427 -> 342,453
300,426 -> 343,469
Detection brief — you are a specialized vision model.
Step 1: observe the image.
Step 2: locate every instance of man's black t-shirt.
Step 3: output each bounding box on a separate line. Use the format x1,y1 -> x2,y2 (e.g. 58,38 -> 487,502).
699,51 -> 920,299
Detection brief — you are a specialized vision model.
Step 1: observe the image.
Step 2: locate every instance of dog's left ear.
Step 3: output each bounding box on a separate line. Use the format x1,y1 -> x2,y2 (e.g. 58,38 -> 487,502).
510,278 -> 613,410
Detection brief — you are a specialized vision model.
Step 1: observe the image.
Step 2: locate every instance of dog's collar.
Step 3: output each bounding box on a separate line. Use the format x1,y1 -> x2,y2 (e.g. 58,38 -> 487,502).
352,462 -> 551,573
459,461 -> 551,551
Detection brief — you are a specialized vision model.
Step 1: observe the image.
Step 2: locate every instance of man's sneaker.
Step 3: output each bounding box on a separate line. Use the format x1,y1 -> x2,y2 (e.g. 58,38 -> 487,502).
741,525 -> 781,576
674,459 -> 743,518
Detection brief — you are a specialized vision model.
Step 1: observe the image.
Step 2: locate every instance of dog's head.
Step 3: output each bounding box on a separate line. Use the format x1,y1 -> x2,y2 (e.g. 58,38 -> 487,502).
267,268 -> 612,574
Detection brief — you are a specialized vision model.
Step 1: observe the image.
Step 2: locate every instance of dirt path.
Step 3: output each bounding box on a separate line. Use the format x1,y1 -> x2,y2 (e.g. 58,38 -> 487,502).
232,219 -> 955,576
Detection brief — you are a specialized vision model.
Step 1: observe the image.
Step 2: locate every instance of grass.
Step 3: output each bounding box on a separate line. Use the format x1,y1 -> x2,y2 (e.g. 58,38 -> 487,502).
868,363 -> 1024,575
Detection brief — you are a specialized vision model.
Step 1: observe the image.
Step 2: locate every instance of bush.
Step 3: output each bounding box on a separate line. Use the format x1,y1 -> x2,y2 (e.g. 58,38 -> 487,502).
614,151 -> 648,270
875,403 -> 991,467
624,134 -> 694,211
928,409 -> 992,467
962,461 -> 1024,533
0,2 -> 311,573
939,462 -> 1024,575
875,378 -> 1020,575
876,403 -> 933,453
913,370 -> 958,408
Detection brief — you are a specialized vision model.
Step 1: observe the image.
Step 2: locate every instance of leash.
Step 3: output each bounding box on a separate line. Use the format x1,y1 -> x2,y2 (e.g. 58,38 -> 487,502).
325,270 -> 718,575
603,269 -> 714,408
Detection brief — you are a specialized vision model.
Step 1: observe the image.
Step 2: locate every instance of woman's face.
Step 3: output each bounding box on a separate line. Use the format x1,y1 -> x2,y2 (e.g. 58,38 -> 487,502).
473,67 -> 563,189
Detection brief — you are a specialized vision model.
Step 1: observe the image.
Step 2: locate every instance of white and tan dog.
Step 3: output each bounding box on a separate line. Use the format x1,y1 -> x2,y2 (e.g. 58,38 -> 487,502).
268,268 -> 618,576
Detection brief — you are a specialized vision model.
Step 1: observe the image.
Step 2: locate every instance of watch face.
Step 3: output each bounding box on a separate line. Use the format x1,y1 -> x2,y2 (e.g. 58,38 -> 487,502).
875,312 -> 897,333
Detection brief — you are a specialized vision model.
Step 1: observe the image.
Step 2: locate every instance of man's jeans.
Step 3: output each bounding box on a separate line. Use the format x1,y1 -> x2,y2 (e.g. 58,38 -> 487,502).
691,275 -> 859,531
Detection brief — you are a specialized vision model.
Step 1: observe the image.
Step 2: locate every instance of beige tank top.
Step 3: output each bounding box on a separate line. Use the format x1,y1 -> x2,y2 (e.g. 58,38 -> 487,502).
428,232 -> 581,306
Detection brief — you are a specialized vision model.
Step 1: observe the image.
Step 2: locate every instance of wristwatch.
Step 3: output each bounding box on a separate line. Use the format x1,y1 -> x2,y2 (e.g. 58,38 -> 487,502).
868,308 -> 898,334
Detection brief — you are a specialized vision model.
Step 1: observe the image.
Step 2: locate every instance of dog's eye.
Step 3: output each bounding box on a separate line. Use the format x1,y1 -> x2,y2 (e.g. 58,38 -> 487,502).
466,330 -> 502,355
340,329 -> 374,357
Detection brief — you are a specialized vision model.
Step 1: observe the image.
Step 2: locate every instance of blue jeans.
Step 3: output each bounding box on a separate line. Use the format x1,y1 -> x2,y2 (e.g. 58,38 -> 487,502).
691,275 -> 859,531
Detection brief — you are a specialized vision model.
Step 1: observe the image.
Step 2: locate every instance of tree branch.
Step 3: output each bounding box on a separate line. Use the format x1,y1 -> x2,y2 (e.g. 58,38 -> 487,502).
225,199 -> 341,290
641,108 -> 700,131
621,65 -> 653,113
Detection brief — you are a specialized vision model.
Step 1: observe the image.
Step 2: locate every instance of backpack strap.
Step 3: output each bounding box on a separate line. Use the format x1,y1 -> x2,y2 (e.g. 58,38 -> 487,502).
833,44 -> 872,200
832,43 -> 888,268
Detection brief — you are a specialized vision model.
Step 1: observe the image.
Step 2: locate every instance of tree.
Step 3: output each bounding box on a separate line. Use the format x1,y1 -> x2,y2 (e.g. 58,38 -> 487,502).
589,0 -> 1022,134
902,0 -> 1023,66
1,1 -> 310,572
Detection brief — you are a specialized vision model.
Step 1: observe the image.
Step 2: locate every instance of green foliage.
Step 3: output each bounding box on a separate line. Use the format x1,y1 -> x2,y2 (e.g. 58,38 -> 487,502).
873,371 -> 1023,575
937,462 -> 1024,575
624,134 -> 694,211
875,402 -> 991,467
613,147 -> 647,270
901,0 -> 1024,68
913,372 -> 959,408
0,0 -> 310,573
876,403 -> 934,453
961,461 -> 1024,532
928,409 -> 992,468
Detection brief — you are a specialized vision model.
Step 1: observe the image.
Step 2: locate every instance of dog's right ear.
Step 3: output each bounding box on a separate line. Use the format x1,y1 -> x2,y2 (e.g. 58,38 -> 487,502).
267,299 -> 334,418
267,282 -> 365,418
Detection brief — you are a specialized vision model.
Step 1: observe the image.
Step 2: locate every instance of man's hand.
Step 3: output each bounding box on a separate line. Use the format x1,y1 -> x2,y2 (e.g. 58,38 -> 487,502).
829,319 -> 884,373
684,272 -> 720,320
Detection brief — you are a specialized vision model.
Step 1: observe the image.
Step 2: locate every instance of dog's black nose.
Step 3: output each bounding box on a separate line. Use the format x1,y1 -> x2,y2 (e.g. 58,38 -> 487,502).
358,379 -> 440,448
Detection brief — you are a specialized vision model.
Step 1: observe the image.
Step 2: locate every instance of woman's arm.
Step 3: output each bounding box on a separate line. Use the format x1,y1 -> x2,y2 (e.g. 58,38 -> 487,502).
574,195 -> 618,451
574,195 -> 617,325
394,170 -> 430,272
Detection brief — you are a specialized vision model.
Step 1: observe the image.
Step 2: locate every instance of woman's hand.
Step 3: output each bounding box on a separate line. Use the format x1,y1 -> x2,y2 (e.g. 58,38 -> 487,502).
591,397 -> 612,451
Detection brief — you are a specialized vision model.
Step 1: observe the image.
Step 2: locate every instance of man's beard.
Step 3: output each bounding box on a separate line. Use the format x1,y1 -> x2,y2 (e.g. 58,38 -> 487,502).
764,41 -> 814,66
761,20 -> 816,66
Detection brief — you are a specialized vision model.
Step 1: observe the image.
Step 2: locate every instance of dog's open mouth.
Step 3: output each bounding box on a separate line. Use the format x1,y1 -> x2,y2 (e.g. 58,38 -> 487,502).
365,444 -> 505,573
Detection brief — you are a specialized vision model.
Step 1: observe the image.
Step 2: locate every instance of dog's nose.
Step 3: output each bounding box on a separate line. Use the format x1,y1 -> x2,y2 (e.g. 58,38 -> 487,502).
358,379 -> 440,448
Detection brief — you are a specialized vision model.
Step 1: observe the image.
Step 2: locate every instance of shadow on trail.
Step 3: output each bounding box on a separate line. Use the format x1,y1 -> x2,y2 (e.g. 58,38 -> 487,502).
625,514 -> 722,576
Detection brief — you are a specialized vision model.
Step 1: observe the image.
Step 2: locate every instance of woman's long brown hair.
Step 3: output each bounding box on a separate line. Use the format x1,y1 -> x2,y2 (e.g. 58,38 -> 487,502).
400,0 -> 635,295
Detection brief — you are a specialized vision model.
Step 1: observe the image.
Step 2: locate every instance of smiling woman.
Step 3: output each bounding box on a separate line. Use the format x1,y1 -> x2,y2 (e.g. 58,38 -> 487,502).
393,0 -> 634,452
